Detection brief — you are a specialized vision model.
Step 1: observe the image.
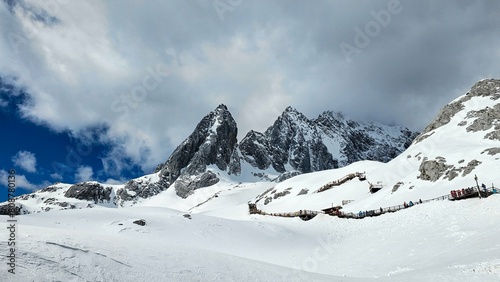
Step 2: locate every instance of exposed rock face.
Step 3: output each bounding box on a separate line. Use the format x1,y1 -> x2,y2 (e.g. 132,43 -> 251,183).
392,182 -> 403,193
273,171 -> 302,182
133,219 -> 146,226
65,182 -> 112,203
462,160 -> 482,177
238,130 -> 272,170
159,104 -> 239,177
174,171 -> 220,198
314,111 -> 417,166
155,104 -> 238,198
240,107 -> 417,172
115,177 -> 170,205
418,101 -> 465,139
485,129 -> 500,141
0,203 -> 20,216
420,158 -> 482,182
240,107 -> 337,173
482,147 -> 500,155
152,104 -> 416,197
466,104 -> 500,134
297,188 -> 309,196
418,160 -> 452,181
417,78 -> 500,142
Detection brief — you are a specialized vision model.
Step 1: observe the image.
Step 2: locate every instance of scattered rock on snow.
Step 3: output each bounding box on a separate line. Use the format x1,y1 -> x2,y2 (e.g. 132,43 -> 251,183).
297,188 -> 309,196
461,160 -> 482,177
133,219 -> 146,226
481,147 -> 500,155
418,160 -> 452,181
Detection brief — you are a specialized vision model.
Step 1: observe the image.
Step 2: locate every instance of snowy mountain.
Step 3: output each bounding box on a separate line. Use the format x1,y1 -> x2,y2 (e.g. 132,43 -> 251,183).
1,79 -> 500,281
252,78 -> 500,214
240,107 -> 417,176
0,102 -> 414,213
4,77 -> 499,213
154,103 -> 416,198
154,104 -> 241,198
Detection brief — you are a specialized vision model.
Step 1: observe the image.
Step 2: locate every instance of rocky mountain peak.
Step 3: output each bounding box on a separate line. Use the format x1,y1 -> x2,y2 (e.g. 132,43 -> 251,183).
240,106 -> 416,177
417,78 -> 500,140
157,104 -> 239,198
283,106 -> 299,114
215,103 -> 228,111
0,102 -> 420,214
279,106 -> 307,120
468,78 -> 500,98
315,111 -> 349,129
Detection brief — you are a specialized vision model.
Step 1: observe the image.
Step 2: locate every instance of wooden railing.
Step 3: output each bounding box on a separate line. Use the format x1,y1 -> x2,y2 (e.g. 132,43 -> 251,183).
315,172 -> 366,193
250,186 -> 498,220
249,203 -> 322,218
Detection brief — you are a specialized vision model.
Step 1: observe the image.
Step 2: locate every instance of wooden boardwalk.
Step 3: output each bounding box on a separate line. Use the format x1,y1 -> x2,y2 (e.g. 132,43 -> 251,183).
315,172 -> 366,193
249,187 -> 498,221
248,203 -> 321,221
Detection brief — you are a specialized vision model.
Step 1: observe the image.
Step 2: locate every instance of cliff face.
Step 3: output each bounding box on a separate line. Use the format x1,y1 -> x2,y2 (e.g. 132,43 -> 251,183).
240,107 -> 417,176
239,107 -> 337,174
418,79 -> 500,141
155,104 -> 240,198
151,104 -> 416,197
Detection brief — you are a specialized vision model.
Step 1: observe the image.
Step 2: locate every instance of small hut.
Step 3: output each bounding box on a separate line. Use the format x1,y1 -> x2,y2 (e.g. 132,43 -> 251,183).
369,182 -> 383,194
321,206 -> 343,216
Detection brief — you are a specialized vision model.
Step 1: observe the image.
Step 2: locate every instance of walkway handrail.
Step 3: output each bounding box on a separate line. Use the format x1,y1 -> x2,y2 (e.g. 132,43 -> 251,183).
316,172 -> 365,193
250,185 -> 497,220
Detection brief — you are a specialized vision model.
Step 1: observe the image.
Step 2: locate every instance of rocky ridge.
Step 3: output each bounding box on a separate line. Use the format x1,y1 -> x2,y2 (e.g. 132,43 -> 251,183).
1,101 -> 418,213
416,78 -> 500,142
158,105 -> 417,198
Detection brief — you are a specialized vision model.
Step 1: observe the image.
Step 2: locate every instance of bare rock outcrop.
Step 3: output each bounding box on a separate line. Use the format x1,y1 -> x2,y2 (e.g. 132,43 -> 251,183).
65,182 -> 112,203
418,160 -> 452,181
416,79 -> 500,143
174,171 -> 220,198
481,147 -> 500,155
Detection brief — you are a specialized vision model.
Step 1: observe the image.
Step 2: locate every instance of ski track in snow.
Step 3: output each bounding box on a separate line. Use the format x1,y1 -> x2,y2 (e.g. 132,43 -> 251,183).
1,195 -> 500,281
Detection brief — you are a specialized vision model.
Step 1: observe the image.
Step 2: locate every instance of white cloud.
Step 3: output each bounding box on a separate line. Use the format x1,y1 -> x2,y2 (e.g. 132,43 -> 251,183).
0,98 -> 7,107
75,165 -> 93,182
50,172 -> 63,181
1,0 -> 499,177
12,150 -> 37,173
102,178 -> 126,185
0,169 -> 38,191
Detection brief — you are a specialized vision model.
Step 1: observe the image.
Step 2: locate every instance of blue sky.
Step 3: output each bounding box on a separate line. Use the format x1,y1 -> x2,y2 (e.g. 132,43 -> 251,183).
1,0 -> 500,202
0,80 -> 143,202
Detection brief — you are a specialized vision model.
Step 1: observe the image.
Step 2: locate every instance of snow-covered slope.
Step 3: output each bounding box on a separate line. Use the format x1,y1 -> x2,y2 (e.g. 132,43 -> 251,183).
253,78 -> 500,214
0,172 -> 165,215
2,193 -> 499,281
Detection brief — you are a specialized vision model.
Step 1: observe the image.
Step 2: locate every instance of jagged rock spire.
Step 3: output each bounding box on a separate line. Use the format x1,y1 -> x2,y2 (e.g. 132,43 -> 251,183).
157,104 -> 239,197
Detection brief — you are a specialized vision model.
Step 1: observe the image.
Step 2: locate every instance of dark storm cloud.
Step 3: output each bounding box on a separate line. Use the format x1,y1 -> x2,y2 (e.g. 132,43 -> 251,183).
0,0 -> 499,175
